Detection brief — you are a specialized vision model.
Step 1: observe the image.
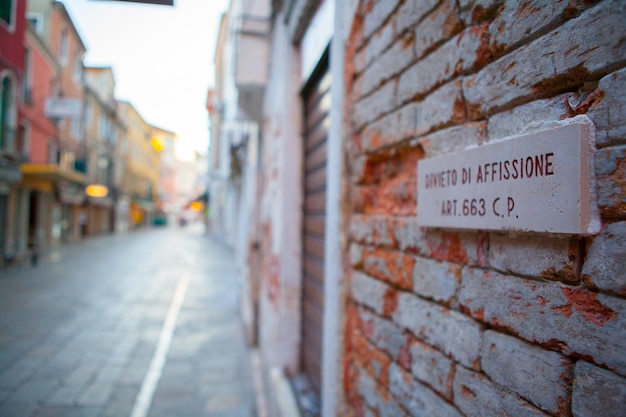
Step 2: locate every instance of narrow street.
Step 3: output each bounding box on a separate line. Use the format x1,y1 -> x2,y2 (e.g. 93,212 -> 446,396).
0,224 -> 254,417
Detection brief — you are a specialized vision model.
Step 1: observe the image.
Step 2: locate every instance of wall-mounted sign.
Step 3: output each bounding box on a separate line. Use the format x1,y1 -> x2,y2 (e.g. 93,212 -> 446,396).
417,120 -> 600,235
44,97 -> 82,118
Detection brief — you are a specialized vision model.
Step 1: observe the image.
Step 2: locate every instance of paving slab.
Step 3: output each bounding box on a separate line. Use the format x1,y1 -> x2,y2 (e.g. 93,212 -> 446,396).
0,224 -> 254,417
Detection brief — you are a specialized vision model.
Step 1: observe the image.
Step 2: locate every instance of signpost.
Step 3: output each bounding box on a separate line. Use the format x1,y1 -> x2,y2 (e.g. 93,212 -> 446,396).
417,120 -> 600,235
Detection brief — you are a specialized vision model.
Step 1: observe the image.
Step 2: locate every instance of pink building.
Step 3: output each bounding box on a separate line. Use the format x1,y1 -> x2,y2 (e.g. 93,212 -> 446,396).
16,23 -> 61,255
0,0 -> 26,260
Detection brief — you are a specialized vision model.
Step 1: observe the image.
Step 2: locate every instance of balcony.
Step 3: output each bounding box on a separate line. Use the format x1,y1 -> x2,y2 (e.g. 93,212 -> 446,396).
234,12 -> 271,122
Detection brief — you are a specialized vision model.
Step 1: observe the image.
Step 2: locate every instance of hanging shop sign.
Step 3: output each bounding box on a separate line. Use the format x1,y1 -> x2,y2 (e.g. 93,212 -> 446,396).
417,120 -> 600,235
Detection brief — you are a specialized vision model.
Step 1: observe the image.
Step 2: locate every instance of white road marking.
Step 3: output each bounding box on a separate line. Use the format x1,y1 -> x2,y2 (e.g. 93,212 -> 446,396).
130,273 -> 190,417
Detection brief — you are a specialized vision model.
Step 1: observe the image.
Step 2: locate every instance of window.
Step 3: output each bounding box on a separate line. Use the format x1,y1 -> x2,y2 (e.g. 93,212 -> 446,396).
26,13 -> 43,33
59,151 -> 75,170
71,116 -> 81,141
50,77 -> 60,97
84,99 -> 92,129
110,125 -> 117,145
73,51 -> 83,82
60,29 -> 68,65
0,73 -> 17,151
17,122 -> 29,161
47,139 -> 58,163
98,114 -> 107,140
23,47 -> 33,106
0,0 -> 13,28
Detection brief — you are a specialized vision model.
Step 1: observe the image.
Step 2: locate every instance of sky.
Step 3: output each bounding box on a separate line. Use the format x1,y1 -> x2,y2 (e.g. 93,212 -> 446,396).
60,0 -> 230,160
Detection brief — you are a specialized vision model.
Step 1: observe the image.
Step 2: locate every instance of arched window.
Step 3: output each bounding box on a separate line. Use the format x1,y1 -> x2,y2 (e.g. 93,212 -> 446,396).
0,71 -> 18,151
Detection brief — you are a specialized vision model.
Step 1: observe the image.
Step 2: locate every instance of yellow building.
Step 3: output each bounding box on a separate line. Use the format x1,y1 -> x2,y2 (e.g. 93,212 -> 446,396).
83,66 -> 120,236
150,125 -> 177,215
117,101 -> 160,229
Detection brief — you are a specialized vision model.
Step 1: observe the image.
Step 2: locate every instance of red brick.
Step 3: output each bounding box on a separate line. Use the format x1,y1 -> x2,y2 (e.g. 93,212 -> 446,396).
425,230 -> 488,266
361,247 -> 415,291
351,147 -> 422,216
463,0 -> 626,118
460,268 -> 626,375
595,146 -> 626,220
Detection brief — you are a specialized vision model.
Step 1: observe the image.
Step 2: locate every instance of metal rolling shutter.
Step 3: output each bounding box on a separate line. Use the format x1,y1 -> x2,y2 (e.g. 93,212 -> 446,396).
301,59 -> 331,399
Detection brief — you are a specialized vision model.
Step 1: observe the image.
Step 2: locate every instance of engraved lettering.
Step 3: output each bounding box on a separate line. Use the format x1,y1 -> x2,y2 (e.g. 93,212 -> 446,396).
546,152 -> 554,176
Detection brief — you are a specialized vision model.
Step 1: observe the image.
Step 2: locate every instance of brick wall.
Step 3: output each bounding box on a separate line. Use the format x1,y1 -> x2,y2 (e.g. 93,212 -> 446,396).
343,1 -> 626,416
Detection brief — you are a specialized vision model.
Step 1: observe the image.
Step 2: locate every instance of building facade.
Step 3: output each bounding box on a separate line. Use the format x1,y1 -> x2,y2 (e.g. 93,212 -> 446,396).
151,125 -> 176,220
16,23 -> 61,258
37,0 -> 87,243
117,100 -> 160,229
83,66 -> 119,236
0,0 -> 26,262
210,0 -> 626,416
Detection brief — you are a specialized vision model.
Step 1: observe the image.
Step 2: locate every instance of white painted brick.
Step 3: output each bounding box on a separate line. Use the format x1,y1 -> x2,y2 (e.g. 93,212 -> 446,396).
412,0 -> 462,61
412,257 -> 460,304
417,122 -> 486,158
352,271 -> 388,315
361,23 -> 394,73
358,308 -> 406,360
588,68 -> 626,148
463,0 -> 626,118
582,221 -> 626,296
358,366 -> 408,417
389,363 -> 462,417
572,361 -> 626,417
350,215 -> 394,247
391,217 -> 430,256
488,234 -> 580,284
453,366 -> 547,417
460,268 -> 626,375
350,243 -> 365,269
397,25 -> 487,105
353,82 -> 396,131
481,330 -> 571,414
392,292 -> 483,368
489,0 -> 570,52
362,0 -> 400,40
357,34 -> 416,100
396,0 -> 441,36
361,103 -> 416,152
487,93 -> 580,141
424,229 -> 488,267
458,0 -> 502,25
413,81 -> 465,137
410,338 -> 454,398
594,145 -> 626,219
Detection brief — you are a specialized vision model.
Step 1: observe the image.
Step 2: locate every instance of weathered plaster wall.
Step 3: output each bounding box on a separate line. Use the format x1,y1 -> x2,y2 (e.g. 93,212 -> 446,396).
258,8 -> 304,377
343,1 -> 626,416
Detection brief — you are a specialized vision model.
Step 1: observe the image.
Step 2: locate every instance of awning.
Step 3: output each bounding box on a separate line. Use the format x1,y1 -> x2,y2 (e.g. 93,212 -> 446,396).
21,163 -> 87,185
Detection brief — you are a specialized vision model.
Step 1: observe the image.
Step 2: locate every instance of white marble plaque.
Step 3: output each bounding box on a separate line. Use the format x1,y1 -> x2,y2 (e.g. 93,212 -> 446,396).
417,121 -> 600,234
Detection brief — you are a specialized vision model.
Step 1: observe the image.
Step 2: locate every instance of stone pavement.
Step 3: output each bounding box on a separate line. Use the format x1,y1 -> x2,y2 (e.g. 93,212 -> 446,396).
0,224 -> 255,417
